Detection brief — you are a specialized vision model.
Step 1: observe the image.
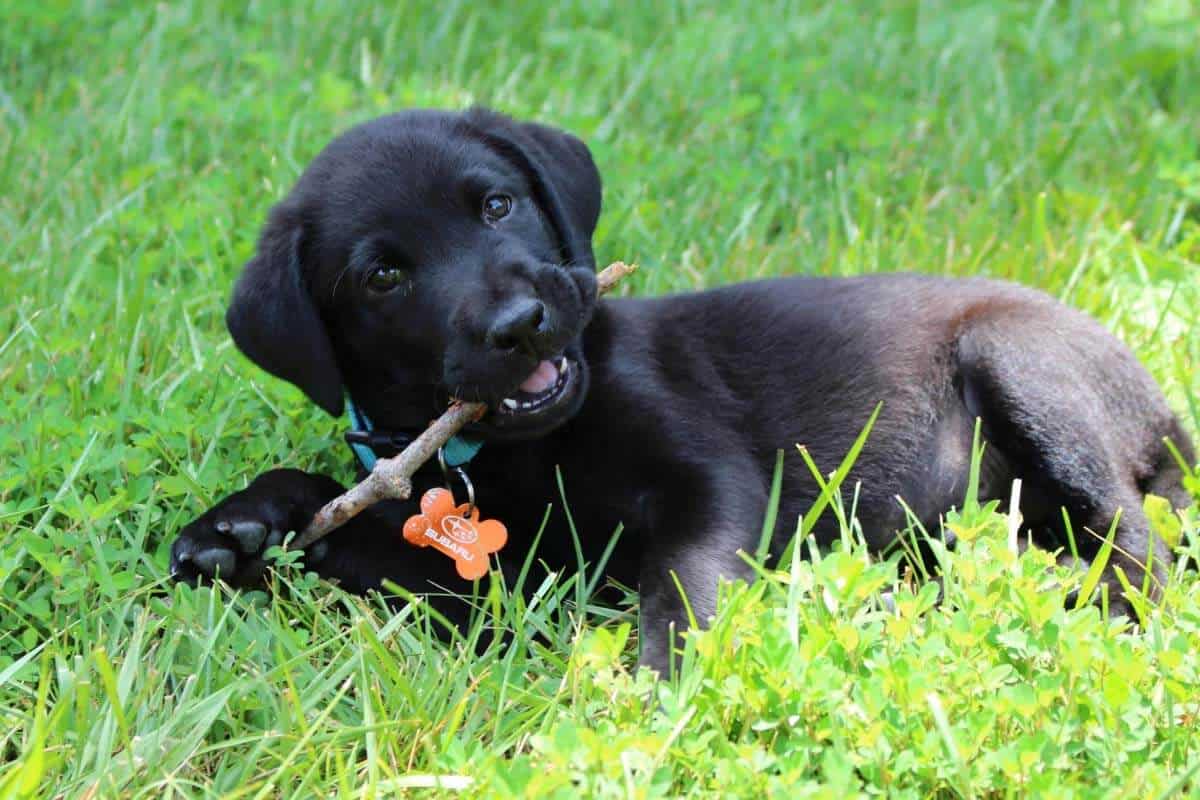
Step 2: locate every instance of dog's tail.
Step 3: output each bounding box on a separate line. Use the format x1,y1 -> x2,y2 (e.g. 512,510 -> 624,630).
1143,416 -> 1196,511
1142,415 -> 1198,574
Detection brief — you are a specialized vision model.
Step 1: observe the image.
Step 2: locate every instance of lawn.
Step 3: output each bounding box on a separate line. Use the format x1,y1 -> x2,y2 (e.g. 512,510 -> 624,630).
2,0 -> 1200,796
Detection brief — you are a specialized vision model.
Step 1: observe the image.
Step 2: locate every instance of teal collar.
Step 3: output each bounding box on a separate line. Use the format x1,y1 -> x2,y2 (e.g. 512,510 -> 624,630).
344,397 -> 484,472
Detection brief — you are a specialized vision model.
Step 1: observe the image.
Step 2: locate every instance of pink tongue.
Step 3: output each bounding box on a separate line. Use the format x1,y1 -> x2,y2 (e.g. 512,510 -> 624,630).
519,360 -> 559,394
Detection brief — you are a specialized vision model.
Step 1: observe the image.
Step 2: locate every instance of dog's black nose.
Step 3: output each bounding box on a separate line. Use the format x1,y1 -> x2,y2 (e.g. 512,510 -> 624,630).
487,298 -> 547,355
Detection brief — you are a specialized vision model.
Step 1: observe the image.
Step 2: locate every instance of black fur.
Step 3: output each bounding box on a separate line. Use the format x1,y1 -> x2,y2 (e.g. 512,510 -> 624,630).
170,109 -> 1195,675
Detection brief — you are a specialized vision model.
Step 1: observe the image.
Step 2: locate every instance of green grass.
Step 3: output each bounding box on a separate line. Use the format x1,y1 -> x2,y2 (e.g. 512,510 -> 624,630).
3,0 -> 1200,796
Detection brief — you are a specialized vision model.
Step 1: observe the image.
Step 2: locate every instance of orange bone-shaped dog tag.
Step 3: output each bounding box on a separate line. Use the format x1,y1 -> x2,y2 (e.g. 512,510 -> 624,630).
402,488 -> 508,580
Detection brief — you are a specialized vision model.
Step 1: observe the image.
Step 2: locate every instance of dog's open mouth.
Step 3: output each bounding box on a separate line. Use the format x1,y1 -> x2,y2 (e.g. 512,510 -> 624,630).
496,356 -> 576,419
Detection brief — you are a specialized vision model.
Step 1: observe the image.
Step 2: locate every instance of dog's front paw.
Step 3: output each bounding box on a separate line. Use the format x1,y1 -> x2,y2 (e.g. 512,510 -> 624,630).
169,470 -> 337,587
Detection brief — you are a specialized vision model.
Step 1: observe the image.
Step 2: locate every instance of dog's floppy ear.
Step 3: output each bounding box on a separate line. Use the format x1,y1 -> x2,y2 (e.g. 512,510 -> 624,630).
466,108 -> 602,267
225,202 -> 345,416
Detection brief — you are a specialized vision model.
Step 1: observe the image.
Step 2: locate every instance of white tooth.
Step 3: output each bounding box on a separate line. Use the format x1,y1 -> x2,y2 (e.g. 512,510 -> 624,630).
502,398 -> 518,410
559,356 -> 568,370
521,401 -> 533,409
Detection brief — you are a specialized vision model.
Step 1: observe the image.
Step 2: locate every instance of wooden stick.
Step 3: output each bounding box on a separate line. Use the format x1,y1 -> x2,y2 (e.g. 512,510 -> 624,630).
290,261 -> 637,550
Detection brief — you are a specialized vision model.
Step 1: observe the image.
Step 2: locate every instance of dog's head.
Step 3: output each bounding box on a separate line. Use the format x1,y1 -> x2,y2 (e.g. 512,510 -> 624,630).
226,109 -> 602,440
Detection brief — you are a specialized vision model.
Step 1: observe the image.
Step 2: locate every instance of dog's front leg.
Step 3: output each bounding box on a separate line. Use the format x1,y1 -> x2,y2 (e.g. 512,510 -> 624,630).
170,469 -> 346,586
170,468 -> 424,595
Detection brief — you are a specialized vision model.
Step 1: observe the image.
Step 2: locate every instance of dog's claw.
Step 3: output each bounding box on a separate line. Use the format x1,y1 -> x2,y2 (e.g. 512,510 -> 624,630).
192,548 -> 236,578
226,520 -> 268,554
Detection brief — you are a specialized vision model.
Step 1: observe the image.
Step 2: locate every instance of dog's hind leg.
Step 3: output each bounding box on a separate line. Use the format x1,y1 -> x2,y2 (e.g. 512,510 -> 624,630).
636,466 -> 767,677
953,309 -> 1191,615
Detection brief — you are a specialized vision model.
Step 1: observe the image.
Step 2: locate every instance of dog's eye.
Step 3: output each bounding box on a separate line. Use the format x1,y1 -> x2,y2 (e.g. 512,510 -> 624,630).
366,266 -> 409,293
482,194 -> 513,224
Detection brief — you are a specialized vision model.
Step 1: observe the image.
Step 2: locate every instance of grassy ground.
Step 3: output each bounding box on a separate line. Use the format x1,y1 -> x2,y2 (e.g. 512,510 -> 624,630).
3,0 -> 1200,796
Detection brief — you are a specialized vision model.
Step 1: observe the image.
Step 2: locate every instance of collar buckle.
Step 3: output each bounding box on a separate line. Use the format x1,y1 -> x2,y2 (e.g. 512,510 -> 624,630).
344,397 -> 484,473
343,429 -> 414,452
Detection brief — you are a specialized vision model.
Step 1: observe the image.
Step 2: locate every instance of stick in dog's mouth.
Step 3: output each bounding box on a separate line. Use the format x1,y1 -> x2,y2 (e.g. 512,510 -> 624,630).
291,261 -> 637,550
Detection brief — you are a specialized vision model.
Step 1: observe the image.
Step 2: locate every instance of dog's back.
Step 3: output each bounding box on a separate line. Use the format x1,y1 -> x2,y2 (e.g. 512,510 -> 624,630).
606,273 -> 1193,590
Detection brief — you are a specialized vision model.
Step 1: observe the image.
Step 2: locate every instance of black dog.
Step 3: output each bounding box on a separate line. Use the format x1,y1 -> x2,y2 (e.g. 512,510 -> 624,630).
171,108 -> 1194,674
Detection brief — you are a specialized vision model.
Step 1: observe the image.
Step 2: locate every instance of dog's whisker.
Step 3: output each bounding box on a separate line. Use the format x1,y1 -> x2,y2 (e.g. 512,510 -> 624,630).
328,263 -> 354,302
556,256 -> 589,270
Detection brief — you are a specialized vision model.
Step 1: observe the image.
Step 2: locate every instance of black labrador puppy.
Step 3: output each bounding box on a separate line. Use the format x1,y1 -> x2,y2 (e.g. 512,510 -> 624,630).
171,108 -> 1194,673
